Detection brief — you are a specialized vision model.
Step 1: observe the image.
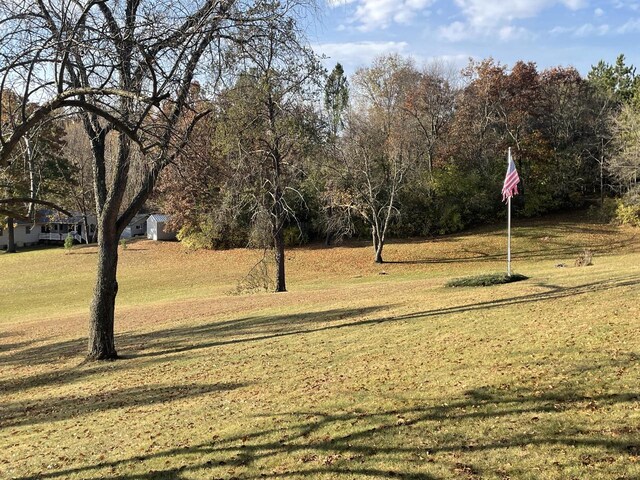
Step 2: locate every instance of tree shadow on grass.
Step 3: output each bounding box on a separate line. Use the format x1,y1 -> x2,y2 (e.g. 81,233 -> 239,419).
120,305 -> 390,360
392,274 -> 640,321
13,380 -> 640,480
0,307 -> 390,396
0,381 -> 248,429
385,233 -> 638,265
0,330 -> 37,352
3,273 -> 639,394
1,306 -> 390,370
1,335 -> 88,366
124,272 -> 640,362
0,354 -> 171,396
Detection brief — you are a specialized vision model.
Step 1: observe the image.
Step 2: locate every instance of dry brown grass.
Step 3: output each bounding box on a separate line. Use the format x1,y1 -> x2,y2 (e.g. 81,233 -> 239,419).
1,214 -> 639,479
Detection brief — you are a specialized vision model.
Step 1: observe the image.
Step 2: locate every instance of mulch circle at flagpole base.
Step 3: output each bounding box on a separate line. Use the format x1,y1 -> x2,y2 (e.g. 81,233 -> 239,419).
446,273 -> 528,288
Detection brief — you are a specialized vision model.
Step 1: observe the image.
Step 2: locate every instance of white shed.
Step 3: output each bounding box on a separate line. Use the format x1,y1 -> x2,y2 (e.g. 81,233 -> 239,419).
146,214 -> 176,241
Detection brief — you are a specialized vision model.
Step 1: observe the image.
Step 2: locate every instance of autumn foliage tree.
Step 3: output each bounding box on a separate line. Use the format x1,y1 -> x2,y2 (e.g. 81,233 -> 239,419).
161,12 -> 323,292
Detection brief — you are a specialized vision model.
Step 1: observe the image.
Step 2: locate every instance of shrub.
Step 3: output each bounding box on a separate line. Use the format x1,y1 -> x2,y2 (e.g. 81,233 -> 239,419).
615,199 -> 640,227
119,238 -> 128,250
177,217 -> 249,250
283,226 -> 308,247
177,225 -> 214,250
438,206 -> 464,235
587,198 -> 617,223
446,273 -> 528,287
64,234 -> 74,254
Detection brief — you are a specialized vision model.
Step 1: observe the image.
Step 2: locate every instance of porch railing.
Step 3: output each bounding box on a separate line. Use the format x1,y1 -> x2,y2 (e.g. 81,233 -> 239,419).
39,233 -> 83,242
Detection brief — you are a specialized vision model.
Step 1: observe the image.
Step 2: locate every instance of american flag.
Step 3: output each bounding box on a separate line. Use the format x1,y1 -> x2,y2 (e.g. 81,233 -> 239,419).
502,152 -> 520,202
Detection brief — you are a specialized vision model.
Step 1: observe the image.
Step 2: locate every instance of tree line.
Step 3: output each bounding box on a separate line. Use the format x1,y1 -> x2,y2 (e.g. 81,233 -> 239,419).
160,53 -> 640,269
1,0 -> 639,360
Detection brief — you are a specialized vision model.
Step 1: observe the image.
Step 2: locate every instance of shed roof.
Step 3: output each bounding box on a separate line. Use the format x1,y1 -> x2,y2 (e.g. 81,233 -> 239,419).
148,214 -> 169,223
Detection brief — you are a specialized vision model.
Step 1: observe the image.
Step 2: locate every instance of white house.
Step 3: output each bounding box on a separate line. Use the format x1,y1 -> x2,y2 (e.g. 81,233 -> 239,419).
1,211 -> 97,249
0,219 -> 41,249
146,214 -> 176,241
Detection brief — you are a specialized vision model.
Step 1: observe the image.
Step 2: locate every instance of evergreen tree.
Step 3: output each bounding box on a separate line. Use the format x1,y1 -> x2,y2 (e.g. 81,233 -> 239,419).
324,63 -> 349,137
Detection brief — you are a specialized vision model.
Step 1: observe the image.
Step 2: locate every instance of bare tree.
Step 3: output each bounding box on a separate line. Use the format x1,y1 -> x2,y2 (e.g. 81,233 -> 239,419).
0,0 -> 315,359
609,103 -> 640,194
58,119 -> 97,243
328,54 -> 418,263
205,17 -> 323,292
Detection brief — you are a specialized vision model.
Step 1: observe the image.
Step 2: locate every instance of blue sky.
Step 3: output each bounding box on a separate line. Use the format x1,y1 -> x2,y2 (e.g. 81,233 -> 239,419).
309,0 -> 640,76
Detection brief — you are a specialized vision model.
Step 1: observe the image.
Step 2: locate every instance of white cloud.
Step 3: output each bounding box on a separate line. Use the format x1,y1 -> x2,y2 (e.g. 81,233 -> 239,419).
574,23 -> 610,36
573,23 -> 609,37
563,0 -> 587,8
438,21 -> 471,42
612,1 -> 640,10
327,0 -> 435,31
314,41 -> 410,71
326,0 -> 357,6
594,7 -> 605,16
439,0 -> 589,42
617,17 -> 640,32
453,0 -> 587,28
550,23 -> 610,36
498,25 -> 533,40
438,21 -> 533,42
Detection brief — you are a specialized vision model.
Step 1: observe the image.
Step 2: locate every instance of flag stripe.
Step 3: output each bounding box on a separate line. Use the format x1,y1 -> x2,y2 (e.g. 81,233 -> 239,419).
501,156 -> 520,202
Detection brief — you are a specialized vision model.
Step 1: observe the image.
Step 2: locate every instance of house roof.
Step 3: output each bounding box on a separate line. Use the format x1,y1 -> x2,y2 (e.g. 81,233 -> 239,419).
41,210 -> 88,224
148,214 -> 169,223
12,209 -> 86,225
129,213 -> 149,225
11,210 -> 52,225
14,217 -> 40,225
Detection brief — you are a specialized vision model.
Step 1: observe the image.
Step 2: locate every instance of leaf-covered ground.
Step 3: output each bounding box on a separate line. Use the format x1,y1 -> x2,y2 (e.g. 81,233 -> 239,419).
1,214 -> 639,479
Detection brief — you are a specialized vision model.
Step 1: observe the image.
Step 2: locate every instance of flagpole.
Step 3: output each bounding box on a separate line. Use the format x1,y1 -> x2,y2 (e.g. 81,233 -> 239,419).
507,147 -> 512,277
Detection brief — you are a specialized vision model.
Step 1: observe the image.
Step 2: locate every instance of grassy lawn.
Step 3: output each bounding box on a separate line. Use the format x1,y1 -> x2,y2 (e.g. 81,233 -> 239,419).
1,214 -> 639,479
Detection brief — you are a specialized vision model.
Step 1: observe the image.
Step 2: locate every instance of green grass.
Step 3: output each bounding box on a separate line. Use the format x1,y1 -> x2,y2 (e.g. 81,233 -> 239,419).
446,273 -> 529,287
1,214 -> 639,479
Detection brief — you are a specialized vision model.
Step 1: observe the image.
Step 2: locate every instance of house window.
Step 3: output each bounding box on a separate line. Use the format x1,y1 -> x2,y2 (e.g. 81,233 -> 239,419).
53,224 -> 58,231
25,226 -> 31,234
136,225 -> 141,229
0,228 -> 3,236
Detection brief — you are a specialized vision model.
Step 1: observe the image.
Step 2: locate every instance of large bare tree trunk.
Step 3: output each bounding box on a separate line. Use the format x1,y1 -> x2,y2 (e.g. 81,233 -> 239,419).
7,218 -> 16,253
375,245 -> 384,263
372,226 -> 384,263
600,147 -> 605,208
274,223 -> 286,292
82,215 -> 90,244
87,224 -> 119,360
324,206 -> 333,247
273,183 -> 286,292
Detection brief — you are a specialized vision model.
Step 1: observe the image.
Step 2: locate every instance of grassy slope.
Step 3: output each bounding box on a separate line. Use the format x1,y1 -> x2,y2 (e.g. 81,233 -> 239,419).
0,214 -> 639,480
